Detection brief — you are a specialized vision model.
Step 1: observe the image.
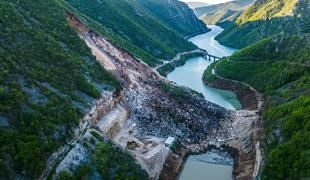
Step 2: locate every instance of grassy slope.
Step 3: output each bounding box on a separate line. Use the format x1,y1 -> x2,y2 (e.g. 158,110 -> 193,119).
216,0 -> 310,48
204,34 -> 310,179
65,0 -> 198,67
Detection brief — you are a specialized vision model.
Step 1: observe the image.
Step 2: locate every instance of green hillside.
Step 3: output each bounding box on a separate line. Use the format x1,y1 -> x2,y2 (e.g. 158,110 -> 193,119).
216,0 -> 310,48
0,0 -> 123,178
200,9 -> 242,25
193,0 -> 254,25
138,0 -> 209,37
65,0 -> 206,67
204,34 -> 310,179
0,0 -> 208,178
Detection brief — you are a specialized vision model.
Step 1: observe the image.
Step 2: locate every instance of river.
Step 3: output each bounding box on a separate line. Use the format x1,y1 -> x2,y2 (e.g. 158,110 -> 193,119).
167,25 -> 239,180
167,25 -> 240,110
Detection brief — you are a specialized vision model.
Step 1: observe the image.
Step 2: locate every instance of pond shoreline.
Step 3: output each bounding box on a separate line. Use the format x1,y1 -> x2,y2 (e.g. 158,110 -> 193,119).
160,145 -> 235,180
155,49 -> 207,77
203,62 -> 265,179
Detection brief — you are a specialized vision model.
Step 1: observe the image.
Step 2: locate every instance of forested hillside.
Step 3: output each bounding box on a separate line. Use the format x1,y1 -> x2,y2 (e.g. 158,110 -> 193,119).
216,0 -> 310,48
0,0 -> 209,178
138,0 -> 209,37
65,0 -> 208,67
0,0 -> 124,178
204,33 -> 310,179
194,0 -> 254,25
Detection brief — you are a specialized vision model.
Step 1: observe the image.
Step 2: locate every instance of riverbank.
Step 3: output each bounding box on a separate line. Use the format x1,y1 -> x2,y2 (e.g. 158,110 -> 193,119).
156,49 -> 208,77
160,26 -> 248,180
160,145 -> 235,180
203,60 -> 265,179
203,62 -> 258,110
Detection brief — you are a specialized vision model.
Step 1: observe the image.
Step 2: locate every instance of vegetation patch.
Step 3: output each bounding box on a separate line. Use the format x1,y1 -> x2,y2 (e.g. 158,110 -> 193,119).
215,0 -> 310,48
64,0 -> 198,67
58,141 -> 148,180
0,0 -> 120,178
157,53 -> 204,76
206,33 -> 310,179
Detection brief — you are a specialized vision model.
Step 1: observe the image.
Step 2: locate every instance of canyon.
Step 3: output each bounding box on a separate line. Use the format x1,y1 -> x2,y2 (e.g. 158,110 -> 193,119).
1,0 -> 309,179
43,15 -> 263,179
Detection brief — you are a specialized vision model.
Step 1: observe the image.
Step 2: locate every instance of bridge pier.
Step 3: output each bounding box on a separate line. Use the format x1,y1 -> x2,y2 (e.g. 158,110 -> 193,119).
203,53 -> 220,62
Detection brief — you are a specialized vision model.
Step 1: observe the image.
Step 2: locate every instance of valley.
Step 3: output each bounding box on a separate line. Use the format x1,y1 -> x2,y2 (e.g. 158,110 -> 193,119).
0,0 -> 309,180
164,25 -> 263,180
47,14 -> 262,180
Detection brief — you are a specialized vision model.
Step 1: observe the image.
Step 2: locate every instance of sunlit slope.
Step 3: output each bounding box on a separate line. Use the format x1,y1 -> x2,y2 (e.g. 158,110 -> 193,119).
194,0 -> 253,25
216,0 -> 310,48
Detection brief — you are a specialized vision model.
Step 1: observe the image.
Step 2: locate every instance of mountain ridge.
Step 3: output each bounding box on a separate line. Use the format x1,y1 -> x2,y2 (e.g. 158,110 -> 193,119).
185,1 -> 210,9
215,0 -> 310,48
193,0 -> 254,25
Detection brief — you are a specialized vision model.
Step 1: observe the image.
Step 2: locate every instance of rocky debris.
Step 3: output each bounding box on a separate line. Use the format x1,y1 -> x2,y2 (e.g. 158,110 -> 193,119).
126,86 -> 227,146
67,15 -> 261,180
196,149 -> 233,166
96,104 -> 128,138
40,90 -> 119,179
205,66 -> 264,179
53,129 -> 107,178
224,110 -> 259,179
55,143 -> 88,175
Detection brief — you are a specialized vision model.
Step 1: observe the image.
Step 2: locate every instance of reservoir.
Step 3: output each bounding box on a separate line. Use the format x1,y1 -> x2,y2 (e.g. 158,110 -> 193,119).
179,150 -> 234,180
167,25 -> 238,180
167,25 -> 241,110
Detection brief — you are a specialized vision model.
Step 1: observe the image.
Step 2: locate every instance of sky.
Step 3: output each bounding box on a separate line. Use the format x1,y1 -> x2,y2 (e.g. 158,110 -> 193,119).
180,0 -> 232,4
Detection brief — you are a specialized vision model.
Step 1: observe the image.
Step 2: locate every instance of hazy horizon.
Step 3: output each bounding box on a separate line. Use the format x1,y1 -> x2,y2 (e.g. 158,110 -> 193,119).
180,0 -> 233,4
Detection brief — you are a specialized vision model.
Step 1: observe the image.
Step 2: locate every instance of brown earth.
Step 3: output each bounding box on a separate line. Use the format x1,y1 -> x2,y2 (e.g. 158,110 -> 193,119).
204,78 -> 258,110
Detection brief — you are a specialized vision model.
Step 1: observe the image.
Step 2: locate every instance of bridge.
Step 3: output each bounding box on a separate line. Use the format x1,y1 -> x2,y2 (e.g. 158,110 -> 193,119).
203,53 -> 221,62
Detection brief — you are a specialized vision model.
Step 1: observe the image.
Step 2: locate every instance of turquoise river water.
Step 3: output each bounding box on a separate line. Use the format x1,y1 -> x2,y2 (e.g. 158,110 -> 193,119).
168,25 -> 239,180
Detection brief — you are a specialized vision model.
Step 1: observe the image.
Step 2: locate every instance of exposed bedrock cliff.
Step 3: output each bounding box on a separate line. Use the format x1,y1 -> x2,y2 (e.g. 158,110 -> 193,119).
64,15 -> 262,179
